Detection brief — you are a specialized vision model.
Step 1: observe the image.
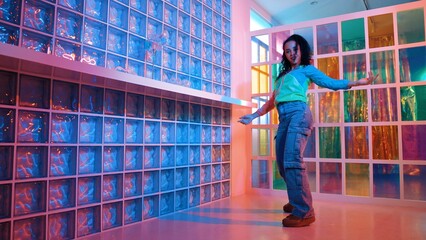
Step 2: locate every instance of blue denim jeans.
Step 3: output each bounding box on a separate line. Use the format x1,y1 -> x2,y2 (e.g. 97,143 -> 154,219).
275,101 -> 314,218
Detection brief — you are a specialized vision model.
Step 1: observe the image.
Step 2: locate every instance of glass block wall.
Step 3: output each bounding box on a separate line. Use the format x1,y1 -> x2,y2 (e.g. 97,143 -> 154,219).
0,0 -> 231,96
0,64 -> 232,239
250,3 -> 426,203
0,0 -> 232,239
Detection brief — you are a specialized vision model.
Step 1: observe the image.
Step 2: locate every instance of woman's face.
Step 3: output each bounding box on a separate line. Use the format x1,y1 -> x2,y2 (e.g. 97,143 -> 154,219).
284,40 -> 301,68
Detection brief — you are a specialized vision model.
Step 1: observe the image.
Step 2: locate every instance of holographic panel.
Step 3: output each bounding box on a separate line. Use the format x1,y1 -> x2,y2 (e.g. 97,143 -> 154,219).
399,46 -> 426,82
373,164 -> 400,199
294,27 -> 314,52
320,162 -> 342,194
273,160 -> 285,190
371,88 -> 397,122
368,13 -> 394,48
307,93 -> 315,123
251,35 -> 269,63
341,18 -> 365,51
307,161 -> 316,192
344,89 -> 368,122
346,163 -> 369,197
343,53 -> 366,81
318,92 -> 340,123
402,125 -> 426,160
273,160 -> 315,191
319,127 -> 341,159
345,126 -> 368,159
372,126 -> 398,160
251,65 -> 270,94
404,165 -> 426,200
317,22 -> 338,55
252,160 -> 269,189
271,30 -> 291,61
370,51 -> 395,84
317,57 -> 339,83
304,127 -> 316,158
397,8 -> 425,44
401,85 -> 426,121
252,128 -> 270,156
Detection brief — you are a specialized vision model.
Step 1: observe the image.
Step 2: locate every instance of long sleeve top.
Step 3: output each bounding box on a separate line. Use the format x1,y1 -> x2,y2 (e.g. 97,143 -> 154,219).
255,65 -> 351,116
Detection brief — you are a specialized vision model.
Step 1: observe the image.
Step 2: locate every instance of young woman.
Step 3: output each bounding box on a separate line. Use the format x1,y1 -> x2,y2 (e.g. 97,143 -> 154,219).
239,34 -> 378,227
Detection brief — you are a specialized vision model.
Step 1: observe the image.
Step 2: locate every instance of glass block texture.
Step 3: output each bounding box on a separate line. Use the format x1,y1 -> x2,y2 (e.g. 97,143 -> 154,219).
0,68 -> 232,237
250,3 -> 426,204
0,0 -> 232,96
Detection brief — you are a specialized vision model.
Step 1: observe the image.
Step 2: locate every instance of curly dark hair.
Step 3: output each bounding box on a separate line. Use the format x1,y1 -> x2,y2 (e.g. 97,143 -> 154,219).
276,34 -> 312,80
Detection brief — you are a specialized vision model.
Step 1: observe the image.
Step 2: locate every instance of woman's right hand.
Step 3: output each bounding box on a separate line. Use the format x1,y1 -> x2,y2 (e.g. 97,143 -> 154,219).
238,113 -> 258,125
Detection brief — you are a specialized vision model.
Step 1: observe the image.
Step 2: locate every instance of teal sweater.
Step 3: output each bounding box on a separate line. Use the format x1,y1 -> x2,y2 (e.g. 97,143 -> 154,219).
256,65 -> 351,116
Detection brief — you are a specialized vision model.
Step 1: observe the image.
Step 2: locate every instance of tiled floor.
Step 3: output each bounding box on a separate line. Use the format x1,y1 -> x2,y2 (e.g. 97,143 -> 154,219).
82,194 -> 426,240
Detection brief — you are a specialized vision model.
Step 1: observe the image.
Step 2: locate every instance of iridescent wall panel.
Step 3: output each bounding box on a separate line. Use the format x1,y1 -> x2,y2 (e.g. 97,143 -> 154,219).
402,125 -> 426,160
252,128 -> 270,156
318,92 -> 340,123
373,164 -> 400,199
397,8 -> 425,44
370,50 -> 395,84
404,165 -> 426,200
341,18 -> 365,51
251,160 -> 269,189
271,30 -> 290,61
275,161 -> 316,192
304,128 -> 316,158
346,163 -> 369,196
399,46 -> 426,82
319,127 -> 341,159
307,162 -> 316,192
368,13 -> 394,48
343,54 -> 366,81
317,57 -> 339,82
401,85 -> 426,121
371,88 -> 397,122
345,126 -> 368,159
273,160 -> 285,190
344,89 -> 368,122
316,22 -> 338,54
372,126 -> 398,160
320,162 -> 342,194
307,93 -> 315,123
294,27 -> 313,52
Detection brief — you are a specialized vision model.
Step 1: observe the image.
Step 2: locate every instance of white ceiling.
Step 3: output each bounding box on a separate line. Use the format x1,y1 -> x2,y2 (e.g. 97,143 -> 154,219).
252,0 -> 421,25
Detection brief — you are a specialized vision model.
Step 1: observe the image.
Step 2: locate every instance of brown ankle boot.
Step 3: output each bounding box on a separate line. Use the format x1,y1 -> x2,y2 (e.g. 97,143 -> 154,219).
283,203 -> 294,213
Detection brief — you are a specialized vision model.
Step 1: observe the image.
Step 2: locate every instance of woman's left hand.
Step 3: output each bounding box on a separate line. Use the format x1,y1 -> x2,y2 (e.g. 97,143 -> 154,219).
357,71 -> 379,85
